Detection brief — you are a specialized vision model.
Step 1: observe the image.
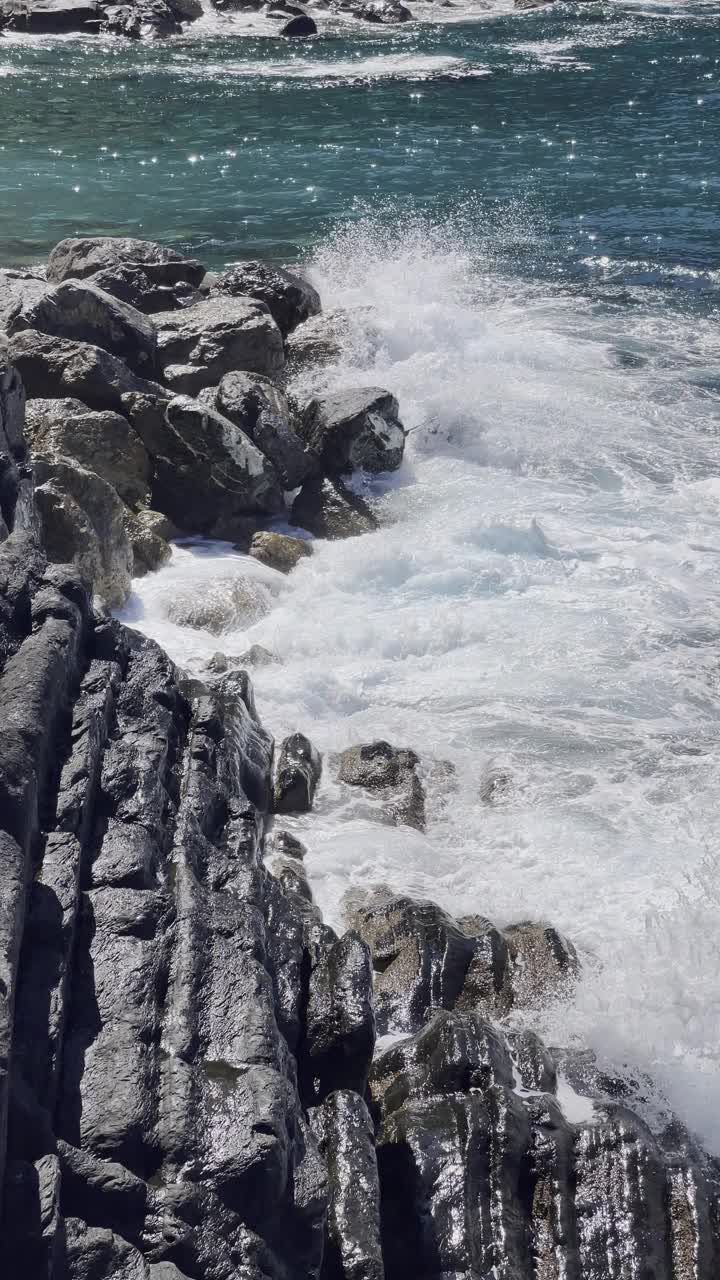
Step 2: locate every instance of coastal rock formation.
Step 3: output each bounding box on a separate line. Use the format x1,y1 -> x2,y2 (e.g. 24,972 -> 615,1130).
3,242 -> 720,1279
210,262 -> 321,337
249,530 -> 313,573
291,475 -> 379,539
9,280 -> 159,379
154,297 -> 285,394
47,236 -> 205,292
299,388 -> 406,475
203,371 -> 317,490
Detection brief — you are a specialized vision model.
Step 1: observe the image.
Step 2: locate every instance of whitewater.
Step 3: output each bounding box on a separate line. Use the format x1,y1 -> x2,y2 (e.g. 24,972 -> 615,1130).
119,202 -> 720,1152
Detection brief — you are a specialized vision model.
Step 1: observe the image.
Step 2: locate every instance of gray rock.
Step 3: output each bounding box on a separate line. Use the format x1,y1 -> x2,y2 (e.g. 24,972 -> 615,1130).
152,396 -> 284,534
10,280 -> 158,379
101,0 -> 183,36
163,575 -> 271,634
304,931 -> 375,1103
125,508 -> 173,576
47,236 -> 205,289
209,370 -> 317,490
310,1091 -> 384,1280
89,263 -> 200,314
291,475 -> 378,540
0,271 -> 46,334
249,530 -> 312,573
154,296 -> 285,393
300,387 -> 406,475
211,261 -> 320,337
6,329 -> 173,459
25,397 -> 151,509
34,456 -> 133,606
273,732 -> 322,814
336,740 -> 426,831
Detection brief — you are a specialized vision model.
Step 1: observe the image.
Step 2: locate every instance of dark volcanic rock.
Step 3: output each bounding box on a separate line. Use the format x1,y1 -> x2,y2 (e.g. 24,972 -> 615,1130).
34,455 -> 133,606
89,263 -> 199,314
353,0 -> 411,21
153,396 -> 284,533
206,370 -> 317,490
249,530 -> 313,573
291,475 -> 378,540
300,387 -> 406,475
310,1091 -> 384,1280
154,296 -> 285,393
47,237 -> 205,290
281,11 -> 316,33
273,731 -> 322,813
337,740 -> 426,830
212,261 -> 321,337
9,279 -> 158,379
25,397 -> 151,508
0,0 -> 100,30
304,931 -> 375,1103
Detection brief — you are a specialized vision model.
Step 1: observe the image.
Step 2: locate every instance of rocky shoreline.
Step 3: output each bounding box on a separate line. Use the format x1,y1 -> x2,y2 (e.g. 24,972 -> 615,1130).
0,0 -> 593,41
1,236 -> 719,1278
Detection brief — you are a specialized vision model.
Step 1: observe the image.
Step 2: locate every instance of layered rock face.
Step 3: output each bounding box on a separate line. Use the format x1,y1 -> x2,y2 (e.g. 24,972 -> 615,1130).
2,354 -> 720,1279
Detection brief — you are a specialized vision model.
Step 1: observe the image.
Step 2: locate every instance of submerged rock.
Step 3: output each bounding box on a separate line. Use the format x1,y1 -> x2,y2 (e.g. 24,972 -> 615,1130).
337,741 -> 426,830
162,575 -> 271,633
273,732 -> 322,813
291,475 -> 378,540
249,530 -> 313,573
211,261 -> 321,336
299,387 -> 406,475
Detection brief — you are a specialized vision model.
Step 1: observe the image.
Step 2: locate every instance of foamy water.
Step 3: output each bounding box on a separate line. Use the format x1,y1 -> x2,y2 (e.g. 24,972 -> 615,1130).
122,207 -> 720,1151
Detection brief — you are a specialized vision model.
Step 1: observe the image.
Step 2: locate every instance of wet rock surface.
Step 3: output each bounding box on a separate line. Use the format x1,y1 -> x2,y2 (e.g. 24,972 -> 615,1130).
299,387 -> 406,475
3,239 -> 720,1280
210,261 -> 321,337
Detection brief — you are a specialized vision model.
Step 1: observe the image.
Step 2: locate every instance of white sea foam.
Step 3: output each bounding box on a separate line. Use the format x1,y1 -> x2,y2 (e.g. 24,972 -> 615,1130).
124,207 -> 720,1151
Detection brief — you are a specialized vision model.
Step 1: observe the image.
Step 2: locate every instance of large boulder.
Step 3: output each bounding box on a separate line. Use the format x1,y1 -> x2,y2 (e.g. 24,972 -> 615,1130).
352,0 -> 411,20
299,388 -> 406,475
5,330 -> 173,458
9,280 -> 158,379
88,263 -> 199,315
47,236 -> 205,289
211,262 -> 320,338
34,456 -> 133,606
0,0 -> 100,30
154,297 -> 285,394
101,0 -> 183,35
310,1091 -> 383,1280
204,371 -> 316,490
303,932 -> 375,1102
152,396 -> 284,535
25,397 -> 151,509
291,475 -> 378,540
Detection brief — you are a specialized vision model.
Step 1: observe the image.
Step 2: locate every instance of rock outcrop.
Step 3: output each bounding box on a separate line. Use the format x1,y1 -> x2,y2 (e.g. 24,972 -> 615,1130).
2,241 -> 720,1280
299,388 -> 406,476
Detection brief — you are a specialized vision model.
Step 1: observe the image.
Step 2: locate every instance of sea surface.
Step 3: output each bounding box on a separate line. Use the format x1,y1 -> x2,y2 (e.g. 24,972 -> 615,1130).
3,0 -> 720,1149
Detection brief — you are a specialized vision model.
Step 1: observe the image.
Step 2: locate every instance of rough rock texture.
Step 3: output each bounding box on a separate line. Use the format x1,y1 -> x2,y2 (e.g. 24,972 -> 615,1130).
153,396 -> 284,534
9,280 -> 158,379
154,297 -> 285,393
273,732 -> 323,813
25,397 -> 151,508
291,475 -> 378,540
0,271 -> 47,333
348,893 -> 578,1036
204,370 -> 317,491
89,263 -> 199,315
34,455 -> 134,606
0,0 -> 101,31
300,388 -> 406,475
211,262 -> 321,337
336,741 -> 426,830
310,1091 -> 384,1280
249,530 -> 313,573
47,237 -> 205,290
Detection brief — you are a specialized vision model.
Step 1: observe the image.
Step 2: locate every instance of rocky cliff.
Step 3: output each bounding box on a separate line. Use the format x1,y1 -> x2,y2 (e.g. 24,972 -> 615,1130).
1,243 -> 720,1279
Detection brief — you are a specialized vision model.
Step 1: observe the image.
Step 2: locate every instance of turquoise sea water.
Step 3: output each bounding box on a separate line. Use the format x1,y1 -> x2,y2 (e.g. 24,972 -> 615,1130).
4,1 -> 720,1146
